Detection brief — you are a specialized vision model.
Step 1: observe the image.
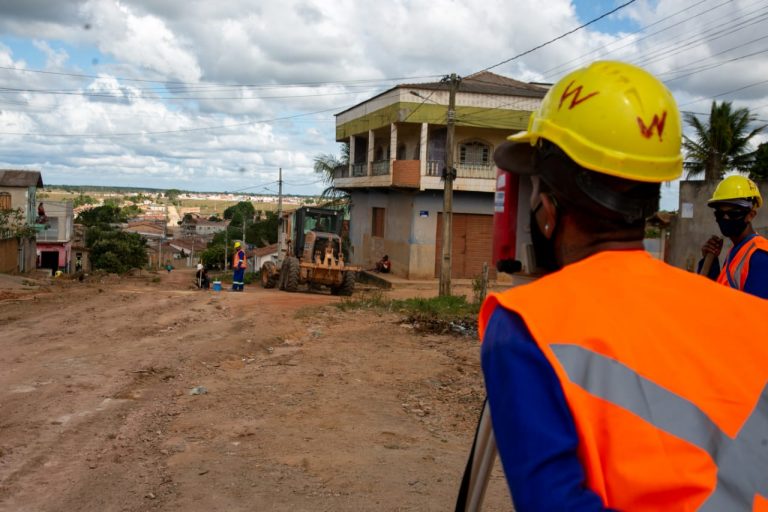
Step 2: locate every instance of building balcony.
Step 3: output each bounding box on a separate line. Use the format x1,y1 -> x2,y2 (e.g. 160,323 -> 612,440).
334,159 -> 496,193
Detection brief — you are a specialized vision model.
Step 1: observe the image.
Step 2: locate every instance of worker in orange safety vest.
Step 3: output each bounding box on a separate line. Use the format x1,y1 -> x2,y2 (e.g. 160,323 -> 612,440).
699,175 -> 768,298
480,60 -> 768,511
232,241 -> 247,291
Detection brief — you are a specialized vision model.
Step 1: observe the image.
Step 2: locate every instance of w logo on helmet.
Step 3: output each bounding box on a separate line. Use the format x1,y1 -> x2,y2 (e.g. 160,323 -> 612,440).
637,112 -> 667,141
559,81 -> 599,110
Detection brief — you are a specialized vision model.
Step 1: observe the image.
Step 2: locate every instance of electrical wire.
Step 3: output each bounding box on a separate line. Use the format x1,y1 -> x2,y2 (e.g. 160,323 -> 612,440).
0,64 -> 441,90
0,104 -> 352,137
540,0 -> 717,78
477,0 -> 638,73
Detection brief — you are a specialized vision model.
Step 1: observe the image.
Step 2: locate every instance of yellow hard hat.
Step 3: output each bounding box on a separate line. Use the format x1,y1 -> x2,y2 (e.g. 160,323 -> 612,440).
708,175 -> 762,208
505,61 -> 683,183
234,241 -> 242,249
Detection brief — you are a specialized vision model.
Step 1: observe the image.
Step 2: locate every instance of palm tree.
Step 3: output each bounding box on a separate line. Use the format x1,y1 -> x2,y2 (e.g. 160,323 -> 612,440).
683,101 -> 765,181
313,143 -> 350,205
749,142 -> 768,181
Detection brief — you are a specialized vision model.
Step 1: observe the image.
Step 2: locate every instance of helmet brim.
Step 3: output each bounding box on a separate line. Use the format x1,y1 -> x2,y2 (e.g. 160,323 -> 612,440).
493,139 -> 537,175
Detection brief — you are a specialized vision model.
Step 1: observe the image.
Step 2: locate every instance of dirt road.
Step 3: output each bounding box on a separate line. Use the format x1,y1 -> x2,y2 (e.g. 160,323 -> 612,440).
0,269 -> 511,511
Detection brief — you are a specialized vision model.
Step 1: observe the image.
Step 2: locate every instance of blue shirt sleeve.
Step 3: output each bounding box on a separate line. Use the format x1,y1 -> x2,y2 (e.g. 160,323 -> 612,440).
744,249 -> 768,299
696,256 -> 721,280
481,307 -> 612,512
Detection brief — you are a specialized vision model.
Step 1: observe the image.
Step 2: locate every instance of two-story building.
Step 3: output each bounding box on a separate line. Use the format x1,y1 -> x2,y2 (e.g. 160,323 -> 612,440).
0,170 -> 43,273
180,214 -> 229,239
334,71 -> 547,279
36,200 -> 74,275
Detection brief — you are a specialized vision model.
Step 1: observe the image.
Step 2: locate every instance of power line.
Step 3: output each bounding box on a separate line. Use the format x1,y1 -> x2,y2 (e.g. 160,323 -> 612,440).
478,0 -> 638,73
540,0 -> 716,78
0,64 -> 441,90
630,5 -> 768,71
678,79 -> 768,107
0,85 -> 383,101
0,105 -> 351,138
663,47 -> 768,83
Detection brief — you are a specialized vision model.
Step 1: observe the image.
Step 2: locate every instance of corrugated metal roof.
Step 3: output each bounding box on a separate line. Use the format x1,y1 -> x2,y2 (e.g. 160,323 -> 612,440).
0,170 -> 43,187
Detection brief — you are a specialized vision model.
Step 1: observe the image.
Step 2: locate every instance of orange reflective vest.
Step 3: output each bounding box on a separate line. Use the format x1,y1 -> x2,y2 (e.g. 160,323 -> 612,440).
479,250 -> 768,511
233,249 -> 246,270
716,234 -> 768,291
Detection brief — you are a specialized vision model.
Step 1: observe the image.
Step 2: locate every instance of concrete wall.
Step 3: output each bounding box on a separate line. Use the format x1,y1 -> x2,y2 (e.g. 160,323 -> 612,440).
0,185 -> 35,222
668,180 -> 768,271
348,190 -> 494,279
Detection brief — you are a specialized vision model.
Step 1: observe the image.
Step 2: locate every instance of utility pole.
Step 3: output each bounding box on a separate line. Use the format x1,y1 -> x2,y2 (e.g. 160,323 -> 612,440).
439,73 -> 459,297
277,167 -> 285,262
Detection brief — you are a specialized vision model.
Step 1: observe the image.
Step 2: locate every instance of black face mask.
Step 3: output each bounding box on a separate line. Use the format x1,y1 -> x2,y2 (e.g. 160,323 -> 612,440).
716,217 -> 749,238
715,209 -> 750,238
530,203 -> 559,273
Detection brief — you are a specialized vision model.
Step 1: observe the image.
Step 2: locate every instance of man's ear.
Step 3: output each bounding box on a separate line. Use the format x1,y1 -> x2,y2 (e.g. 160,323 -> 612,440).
539,194 -> 558,239
748,209 -> 758,223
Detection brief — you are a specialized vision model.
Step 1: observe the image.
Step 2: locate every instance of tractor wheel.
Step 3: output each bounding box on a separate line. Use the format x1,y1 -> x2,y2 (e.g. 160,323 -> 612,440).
261,261 -> 278,289
336,270 -> 356,296
284,256 -> 300,292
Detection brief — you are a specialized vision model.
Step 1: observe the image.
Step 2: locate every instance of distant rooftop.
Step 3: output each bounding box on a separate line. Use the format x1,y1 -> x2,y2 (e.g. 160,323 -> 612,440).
0,170 -> 43,188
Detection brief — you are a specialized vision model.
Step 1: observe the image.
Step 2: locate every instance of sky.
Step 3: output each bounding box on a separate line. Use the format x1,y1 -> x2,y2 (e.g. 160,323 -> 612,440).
0,0 -> 766,210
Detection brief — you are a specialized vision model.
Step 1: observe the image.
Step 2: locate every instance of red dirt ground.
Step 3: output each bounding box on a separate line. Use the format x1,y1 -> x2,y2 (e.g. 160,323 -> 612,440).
0,269 -> 512,511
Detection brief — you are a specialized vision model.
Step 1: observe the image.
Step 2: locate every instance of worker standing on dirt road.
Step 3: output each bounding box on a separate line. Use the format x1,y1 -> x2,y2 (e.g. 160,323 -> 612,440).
479,61 -> 768,510
232,241 -> 246,292
698,175 -> 768,298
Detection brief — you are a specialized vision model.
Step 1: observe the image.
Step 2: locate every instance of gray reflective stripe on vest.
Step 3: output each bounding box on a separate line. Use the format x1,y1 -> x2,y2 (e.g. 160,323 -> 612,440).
551,344 -> 768,510
726,240 -> 757,289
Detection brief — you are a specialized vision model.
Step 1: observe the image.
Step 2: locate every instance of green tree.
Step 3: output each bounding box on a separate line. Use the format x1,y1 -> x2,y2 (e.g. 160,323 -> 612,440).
246,211 -> 279,247
0,207 -> 36,239
73,194 -> 96,208
76,205 -> 126,226
749,142 -> 768,181
683,101 -> 766,181
314,143 -> 350,205
86,226 -> 148,274
165,189 -> 182,202
223,201 -> 255,227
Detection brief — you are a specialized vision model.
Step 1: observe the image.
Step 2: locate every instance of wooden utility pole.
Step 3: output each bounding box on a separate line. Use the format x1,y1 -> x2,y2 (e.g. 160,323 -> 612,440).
439,73 -> 459,297
277,167 -> 285,262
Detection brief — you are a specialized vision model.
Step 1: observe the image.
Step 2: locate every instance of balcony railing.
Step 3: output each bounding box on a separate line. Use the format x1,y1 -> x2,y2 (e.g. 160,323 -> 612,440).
456,163 -> 495,179
333,164 -> 349,179
352,163 -> 367,177
426,161 -> 495,179
371,160 -> 390,176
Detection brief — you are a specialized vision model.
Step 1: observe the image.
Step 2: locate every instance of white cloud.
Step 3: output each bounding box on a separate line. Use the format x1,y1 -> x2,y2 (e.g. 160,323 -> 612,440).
0,0 -> 766,196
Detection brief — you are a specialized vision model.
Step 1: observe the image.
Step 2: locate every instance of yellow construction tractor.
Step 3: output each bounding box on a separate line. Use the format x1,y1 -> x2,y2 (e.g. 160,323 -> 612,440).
260,207 -> 358,295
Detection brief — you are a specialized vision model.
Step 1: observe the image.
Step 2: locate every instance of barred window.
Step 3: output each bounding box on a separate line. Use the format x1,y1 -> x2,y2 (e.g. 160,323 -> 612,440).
459,141 -> 490,165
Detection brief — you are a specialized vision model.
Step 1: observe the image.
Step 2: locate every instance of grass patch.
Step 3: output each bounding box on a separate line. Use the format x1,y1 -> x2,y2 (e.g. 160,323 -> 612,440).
391,295 -> 479,319
335,289 -> 391,312
336,291 -> 479,337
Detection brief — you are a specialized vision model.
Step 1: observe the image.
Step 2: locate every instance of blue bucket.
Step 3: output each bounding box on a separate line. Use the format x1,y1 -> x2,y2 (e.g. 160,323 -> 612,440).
212,281 -> 222,292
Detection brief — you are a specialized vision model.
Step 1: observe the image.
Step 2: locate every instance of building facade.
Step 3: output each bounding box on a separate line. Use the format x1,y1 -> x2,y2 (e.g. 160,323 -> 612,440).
0,170 -> 43,273
334,72 -> 546,279
36,200 -> 74,275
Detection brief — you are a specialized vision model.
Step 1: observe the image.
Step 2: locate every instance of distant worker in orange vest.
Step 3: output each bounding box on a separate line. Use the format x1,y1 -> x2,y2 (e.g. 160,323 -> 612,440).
699,175 -> 768,298
232,241 -> 247,292
481,61 -> 768,511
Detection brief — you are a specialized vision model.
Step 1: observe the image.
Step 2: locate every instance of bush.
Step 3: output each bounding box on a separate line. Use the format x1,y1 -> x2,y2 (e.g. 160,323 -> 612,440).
88,227 -> 148,274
